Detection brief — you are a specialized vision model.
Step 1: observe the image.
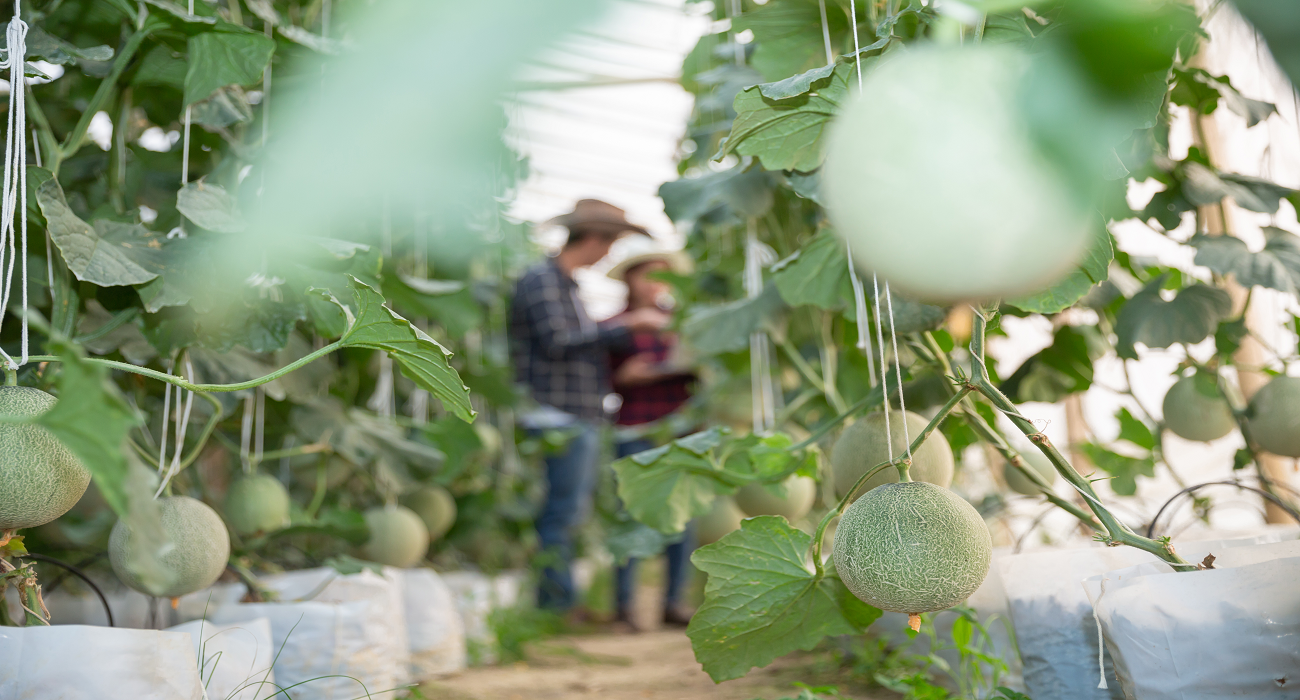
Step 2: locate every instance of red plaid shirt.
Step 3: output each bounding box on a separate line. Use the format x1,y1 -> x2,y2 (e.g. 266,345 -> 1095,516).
609,313 -> 695,426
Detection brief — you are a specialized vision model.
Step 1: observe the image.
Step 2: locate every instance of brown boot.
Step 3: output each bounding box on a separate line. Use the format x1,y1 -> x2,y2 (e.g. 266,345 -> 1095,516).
662,603 -> 693,627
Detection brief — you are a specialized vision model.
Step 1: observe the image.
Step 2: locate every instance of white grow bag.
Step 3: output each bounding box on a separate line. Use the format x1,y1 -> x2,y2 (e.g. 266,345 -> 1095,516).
209,567 -> 409,700
1084,539 -> 1300,699
390,568 -> 466,680
168,617 -> 277,700
998,531 -> 1295,700
0,625 -> 204,699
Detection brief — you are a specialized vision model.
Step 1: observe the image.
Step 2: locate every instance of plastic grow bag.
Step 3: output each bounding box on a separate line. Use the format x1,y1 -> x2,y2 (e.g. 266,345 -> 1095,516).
1083,539 -> 1300,699
0,625 -> 204,699
390,568 -> 466,680
169,617 -> 277,700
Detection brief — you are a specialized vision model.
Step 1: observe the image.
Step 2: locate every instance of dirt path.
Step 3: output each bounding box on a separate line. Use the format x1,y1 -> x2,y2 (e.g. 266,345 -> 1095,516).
423,628 -> 888,700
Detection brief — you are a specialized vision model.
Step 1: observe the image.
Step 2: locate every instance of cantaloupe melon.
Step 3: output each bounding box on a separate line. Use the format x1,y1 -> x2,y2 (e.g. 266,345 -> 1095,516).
109,496 -> 231,598
360,505 -> 429,568
1246,375 -> 1300,457
695,497 -> 746,546
1162,375 -> 1236,443
833,481 -> 991,614
0,386 -> 91,531
831,410 -> 954,500
734,475 -> 816,521
1003,450 -> 1057,496
402,485 -> 457,542
224,474 -> 291,536
823,46 -> 1091,303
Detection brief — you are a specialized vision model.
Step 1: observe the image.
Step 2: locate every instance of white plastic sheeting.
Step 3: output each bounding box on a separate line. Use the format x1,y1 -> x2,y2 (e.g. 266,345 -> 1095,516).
0,625 -> 204,699
168,617 -> 277,700
391,568 -> 466,680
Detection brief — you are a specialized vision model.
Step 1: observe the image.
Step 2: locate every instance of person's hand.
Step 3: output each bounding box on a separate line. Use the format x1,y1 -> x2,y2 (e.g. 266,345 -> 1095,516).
623,307 -> 671,333
614,353 -> 662,386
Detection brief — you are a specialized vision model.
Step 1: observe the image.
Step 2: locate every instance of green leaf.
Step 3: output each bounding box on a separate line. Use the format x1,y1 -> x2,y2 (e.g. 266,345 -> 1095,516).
1170,67 -> 1277,127
723,63 -> 851,172
1179,162 -> 1294,214
1191,228 -> 1300,297
133,45 -> 187,88
1114,276 -> 1234,359
773,229 -> 850,309
1116,407 -> 1155,451
755,62 -> 837,100
682,283 -> 786,355
658,166 -> 775,226
191,87 -> 254,128
734,0 -> 860,81
36,178 -> 171,287
606,516 -> 677,565
841,284 -> 946,334
25,27 -> 114,66
1001,325 -> 1103,403
143,0 -> 218,24
177,181 -> 245,232
1079,443 -> 1154,496
184,31 -> 276,106
332,277 -> 474,422
687,517 -> 880,682
1006,224 -> 1113,314
610,427 -> 733,534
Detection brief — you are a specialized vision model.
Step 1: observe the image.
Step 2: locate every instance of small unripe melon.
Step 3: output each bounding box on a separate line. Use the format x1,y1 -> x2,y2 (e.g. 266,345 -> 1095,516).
401,485 -> 457,542
360,505 -> 429,568
1246,376 -> 1300,457
735,475 -> 816,521
474,423 -> 502,462
1163,375 -> 1236,443
823,46 -> 1091,303
832,410 -> 954,500
0,386 -> 91,530
696,497 -> 746,546
109,496 -> 231,598
833,481 -> 991,614
224,474 -> 291,536
1003,451 -> 1057,496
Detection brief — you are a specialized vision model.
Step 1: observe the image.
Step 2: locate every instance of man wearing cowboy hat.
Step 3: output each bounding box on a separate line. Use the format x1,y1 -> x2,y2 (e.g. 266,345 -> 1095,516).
508,199 -> 670,614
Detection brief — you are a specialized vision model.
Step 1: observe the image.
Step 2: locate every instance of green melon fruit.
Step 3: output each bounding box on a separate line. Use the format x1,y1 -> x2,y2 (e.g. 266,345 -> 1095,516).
360,505 -> 429,568
833,481 -> 992,614
734,475 -> 816,521
832,410 -> 954,500
695,497 -> 746,546
1246,376 -> 1300,457
474,423 -> 502,462
0,386 -> 91,530
402,485 -> 457,542
1003,451 -> 1057,496
1162,375 -> 1236,442
109,496 -> 231,598
224,474 -> 291,536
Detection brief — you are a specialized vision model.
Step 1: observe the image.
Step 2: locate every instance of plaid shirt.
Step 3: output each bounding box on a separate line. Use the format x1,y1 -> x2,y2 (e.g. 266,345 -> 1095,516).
509,260 -> 631,422
609,315 -> 695,426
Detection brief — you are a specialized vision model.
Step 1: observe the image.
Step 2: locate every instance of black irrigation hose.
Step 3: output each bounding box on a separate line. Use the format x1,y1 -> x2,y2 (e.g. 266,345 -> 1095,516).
17,552 -> 115,627
1146,480 -> 1300,540
41,551 -> 106,595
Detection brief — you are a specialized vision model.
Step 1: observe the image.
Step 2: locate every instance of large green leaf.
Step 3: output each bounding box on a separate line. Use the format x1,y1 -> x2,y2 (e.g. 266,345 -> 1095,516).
1114,276 -> 1234,359
772,229 -> 849,309
177,181 -> 245,233
1001,325 -> 1104,403
687,517 -> 880,682
1006,224 -> 1113,314
1079,443 -> 1154,496
840,284 -> 946,334
1191,228 -> 1300,297
658,166 -> 775,226
36,178 -> 171,286
25,27 -> 113,66
1179,162 -> 1294,214
756,63 -> 837,100
722,63 -> 850,172
1170,67 -> 1277,127
610,428 -> 733,534
733,0 -> 865,81
682,283 -> 787,355
330,276 -> 474,422
184,31 -> 276,106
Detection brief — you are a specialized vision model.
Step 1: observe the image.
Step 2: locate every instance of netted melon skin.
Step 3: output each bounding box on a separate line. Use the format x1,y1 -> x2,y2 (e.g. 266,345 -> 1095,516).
1163,376 -> 1236,443
833,481 -> 991,614
1247,376 -> 1300,457
0,386 -> 91,530
109,496 -> 231,598
361,505 -> 429,568
832,410 -> 954,499
402,486 -> 457,541
224,474 -> 291,536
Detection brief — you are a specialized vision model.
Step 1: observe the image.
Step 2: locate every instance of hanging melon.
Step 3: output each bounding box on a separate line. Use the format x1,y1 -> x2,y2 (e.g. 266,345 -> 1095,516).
1002,450 -> 1057,496
224,474 -> 291,537
1162,374 -> 1236,443
0,386 -> 91,531
734,475 -> 816,521
360,505 -> 429,568
401,485 -> 457,542
833,482 -> 991,615
831,410 -> 953,500
1246,376 -> 1300,457
109,496 -> 231,598
696,496 -> 746,546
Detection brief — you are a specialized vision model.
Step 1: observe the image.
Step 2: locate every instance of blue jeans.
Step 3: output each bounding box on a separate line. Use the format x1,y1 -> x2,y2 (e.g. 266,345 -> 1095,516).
534,422 -> 600,611
615,438 -> 695,613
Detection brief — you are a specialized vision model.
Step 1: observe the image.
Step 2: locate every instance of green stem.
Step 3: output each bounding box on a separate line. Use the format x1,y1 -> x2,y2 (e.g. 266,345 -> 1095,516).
20,575 -> 48,625
789,389 -> 880,452
818,311 -> 848,414
969,311 -> 1194,571
73,307 -> 139,344
3,368 -> 14,386
252,441 -> 332,466
775,334 -> 828,397
27,341 -> 342,393
305,456 -> 329,519
25,86 -> 60,173
57,26 -> 155,171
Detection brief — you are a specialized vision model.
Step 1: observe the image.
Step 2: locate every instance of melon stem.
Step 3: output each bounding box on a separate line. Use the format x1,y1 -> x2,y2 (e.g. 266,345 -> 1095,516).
3,368 -> 14,386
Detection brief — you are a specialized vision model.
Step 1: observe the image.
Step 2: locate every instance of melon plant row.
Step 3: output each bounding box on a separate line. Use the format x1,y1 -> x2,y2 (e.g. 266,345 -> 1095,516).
607,0 -> 1300,685
0,0 -> 546,627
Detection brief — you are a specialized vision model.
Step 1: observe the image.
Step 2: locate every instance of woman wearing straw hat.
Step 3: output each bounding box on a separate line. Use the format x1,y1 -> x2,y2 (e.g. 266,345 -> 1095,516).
605,234 -> 698,631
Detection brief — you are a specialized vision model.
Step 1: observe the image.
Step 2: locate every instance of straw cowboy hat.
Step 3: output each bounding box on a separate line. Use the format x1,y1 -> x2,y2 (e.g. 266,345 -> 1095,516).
546,199 -> 649,237
606,234 -> 694,282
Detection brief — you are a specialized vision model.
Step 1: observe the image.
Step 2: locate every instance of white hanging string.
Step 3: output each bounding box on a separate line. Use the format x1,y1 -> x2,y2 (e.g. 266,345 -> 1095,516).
728,0 -> 744,65
261,20 -> 273,147
870,273 -> 894,460
883,283 -> 912,461
744,220 -> 775,433
157,364 -> 173,473
368,202 -> 396,418
817,0 -> 834,65
1095,606 -> 1108,689
154,356 -> 195,498
0,4 -> 30,370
